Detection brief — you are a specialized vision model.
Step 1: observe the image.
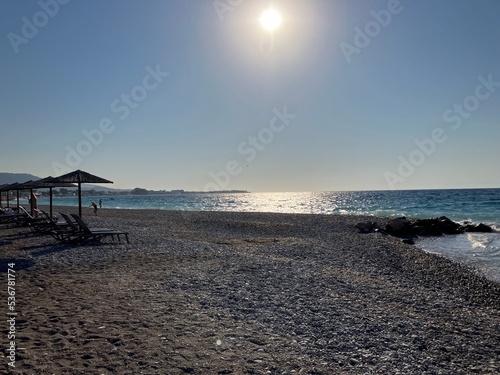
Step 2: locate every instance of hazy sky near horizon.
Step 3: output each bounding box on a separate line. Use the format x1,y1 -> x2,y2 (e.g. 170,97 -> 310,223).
1,0 -> 499,191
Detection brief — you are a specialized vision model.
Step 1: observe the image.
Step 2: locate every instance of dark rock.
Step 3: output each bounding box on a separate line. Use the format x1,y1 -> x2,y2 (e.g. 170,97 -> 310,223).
436,216 -> 463,234
461,224 -> 474,232
411,216 -> 463,236
476,223 -> 493,232
462,223 -> 493,233
355,222 -> 380,234
365,216 -> 492,240
386,217 -> 412,236
413,219 -> 443,236
402,239 -> 415,245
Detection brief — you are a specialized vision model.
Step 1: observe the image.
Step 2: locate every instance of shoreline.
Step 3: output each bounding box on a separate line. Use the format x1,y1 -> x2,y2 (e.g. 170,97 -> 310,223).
1,207 -> 499,373
15,188 -> 500,226
10,200 -> 500,223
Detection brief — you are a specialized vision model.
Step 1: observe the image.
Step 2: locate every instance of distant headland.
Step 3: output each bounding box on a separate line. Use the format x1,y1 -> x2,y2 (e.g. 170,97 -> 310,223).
0,172 -> 248,197
129,188 -> 249,195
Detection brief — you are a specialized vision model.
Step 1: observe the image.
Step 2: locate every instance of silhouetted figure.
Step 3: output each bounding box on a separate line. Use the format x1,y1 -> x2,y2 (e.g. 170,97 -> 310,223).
31,192 -> 39,217
90,201 -> 98,216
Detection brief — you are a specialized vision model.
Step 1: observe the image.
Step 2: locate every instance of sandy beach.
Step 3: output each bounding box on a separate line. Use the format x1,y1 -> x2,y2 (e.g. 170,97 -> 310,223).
1,206 -> 499,374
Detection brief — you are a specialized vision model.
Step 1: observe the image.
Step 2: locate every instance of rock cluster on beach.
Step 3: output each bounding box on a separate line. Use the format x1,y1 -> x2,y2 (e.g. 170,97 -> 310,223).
1,206 -> 499,374
356,216 -> 494,243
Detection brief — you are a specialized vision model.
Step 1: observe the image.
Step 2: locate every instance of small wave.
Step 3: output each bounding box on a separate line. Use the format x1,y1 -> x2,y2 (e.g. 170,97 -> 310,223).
490,223 -> 500,232
467,233 -> 489,249
418,232 -> 500,283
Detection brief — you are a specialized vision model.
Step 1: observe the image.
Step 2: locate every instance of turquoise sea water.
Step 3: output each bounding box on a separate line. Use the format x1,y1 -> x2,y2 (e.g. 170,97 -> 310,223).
20,188 -> 500,282
35,189 -> 500,224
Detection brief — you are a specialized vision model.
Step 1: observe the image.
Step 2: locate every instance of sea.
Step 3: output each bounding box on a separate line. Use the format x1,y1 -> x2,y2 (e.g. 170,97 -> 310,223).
32,188 -> 500,282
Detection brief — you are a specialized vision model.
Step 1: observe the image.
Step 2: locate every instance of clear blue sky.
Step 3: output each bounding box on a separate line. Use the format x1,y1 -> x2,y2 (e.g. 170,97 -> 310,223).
1,0 -> 499,191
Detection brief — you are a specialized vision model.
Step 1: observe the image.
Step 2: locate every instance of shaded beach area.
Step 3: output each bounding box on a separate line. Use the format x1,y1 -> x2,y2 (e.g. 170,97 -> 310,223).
1,207 -> 499,374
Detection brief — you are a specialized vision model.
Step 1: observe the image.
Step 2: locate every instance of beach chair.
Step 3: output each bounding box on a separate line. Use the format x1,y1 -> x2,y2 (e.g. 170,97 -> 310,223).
28,211 -> 71,233
50,212 -> 103,244
61,213 -> 114,233
70,214 -> 130,244
50,213 -> 92,244
0,210 -> 27,224
16,206 -> 48,227
59,213 -> 81,232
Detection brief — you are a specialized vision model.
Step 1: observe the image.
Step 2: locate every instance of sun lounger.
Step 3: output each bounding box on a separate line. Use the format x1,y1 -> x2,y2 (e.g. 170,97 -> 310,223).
59,213 -> 81,232
16,206 -> 47,227
49,213 -> 93,244
58,212 -> 114,234
0,211 -> 27,224
70,214 -> 129,244
27,211 -> 70,233
50,213 -> 129,244
56,214 -> 128,244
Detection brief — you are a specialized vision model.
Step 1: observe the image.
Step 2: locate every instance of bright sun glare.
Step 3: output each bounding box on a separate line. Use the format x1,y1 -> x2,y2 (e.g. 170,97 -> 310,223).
260,8 -> 282,31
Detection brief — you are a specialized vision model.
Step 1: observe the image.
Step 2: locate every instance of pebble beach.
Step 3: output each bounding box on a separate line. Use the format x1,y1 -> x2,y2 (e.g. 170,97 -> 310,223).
1,206 -> 499,374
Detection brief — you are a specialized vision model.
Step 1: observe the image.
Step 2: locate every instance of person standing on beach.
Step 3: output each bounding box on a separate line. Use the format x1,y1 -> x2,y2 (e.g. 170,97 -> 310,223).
30,192 -> 39,217
99,198 -> 103,209
90,201 -> 98,216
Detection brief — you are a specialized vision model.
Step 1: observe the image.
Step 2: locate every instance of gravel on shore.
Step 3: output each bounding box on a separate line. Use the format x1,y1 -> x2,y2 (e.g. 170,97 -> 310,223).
1,206 -> 499,374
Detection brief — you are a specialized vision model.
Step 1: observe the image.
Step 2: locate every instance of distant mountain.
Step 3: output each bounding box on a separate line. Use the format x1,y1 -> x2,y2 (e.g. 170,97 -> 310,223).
0,173 -> 40,185
82,184 -> 127,192
0,172 -> 125,191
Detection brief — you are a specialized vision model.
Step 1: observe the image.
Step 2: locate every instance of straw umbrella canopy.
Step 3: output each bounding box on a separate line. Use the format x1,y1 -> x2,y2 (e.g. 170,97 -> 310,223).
0,182 -> 23,209
0,180 -> 51,213
0,181 -> 38,212
29,176 -> 77,218
15,180 -> 37,214
49,170 -> 113,217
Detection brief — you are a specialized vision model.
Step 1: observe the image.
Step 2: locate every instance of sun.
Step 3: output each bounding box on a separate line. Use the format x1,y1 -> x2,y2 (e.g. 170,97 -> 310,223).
260,8 -> 282,31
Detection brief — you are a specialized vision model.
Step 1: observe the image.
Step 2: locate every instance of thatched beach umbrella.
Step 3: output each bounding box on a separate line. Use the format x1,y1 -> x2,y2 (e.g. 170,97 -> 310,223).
15,180 -> 37,215
29,176 -> 77,218
0,182 -> 22,209
49,170 -> 113,217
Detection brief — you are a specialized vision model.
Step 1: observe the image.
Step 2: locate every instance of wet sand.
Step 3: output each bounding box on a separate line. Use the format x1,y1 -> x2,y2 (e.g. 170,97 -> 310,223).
1,206 -> 499,374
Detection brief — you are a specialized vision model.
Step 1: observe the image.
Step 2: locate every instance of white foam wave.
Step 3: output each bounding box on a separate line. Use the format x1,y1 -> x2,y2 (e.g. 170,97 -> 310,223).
467,233 -> 487,249
418,232 -> 500,283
